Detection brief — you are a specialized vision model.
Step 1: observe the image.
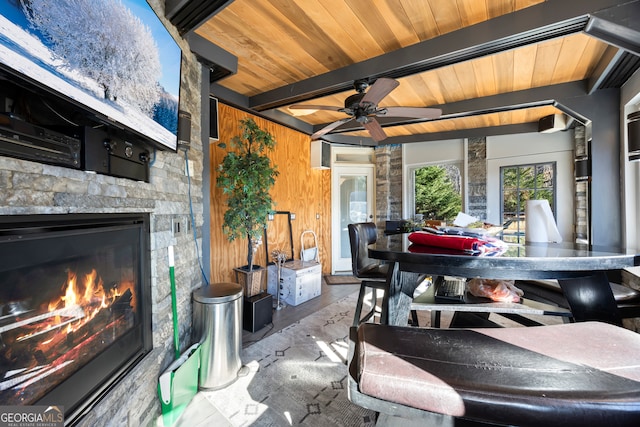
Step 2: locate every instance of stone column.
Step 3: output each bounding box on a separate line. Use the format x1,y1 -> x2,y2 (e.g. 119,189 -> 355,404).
374,145 -> 402,223
375,145 -> 403,245
467,137 -> 487,220
574,125 -> 589,243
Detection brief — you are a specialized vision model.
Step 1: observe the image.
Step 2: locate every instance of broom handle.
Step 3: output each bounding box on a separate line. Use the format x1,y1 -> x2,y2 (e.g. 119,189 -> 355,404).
168,246 -> 180,359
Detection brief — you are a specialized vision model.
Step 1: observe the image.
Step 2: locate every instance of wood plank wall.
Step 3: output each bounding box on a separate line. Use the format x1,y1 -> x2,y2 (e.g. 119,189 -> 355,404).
209,103 -> 332,284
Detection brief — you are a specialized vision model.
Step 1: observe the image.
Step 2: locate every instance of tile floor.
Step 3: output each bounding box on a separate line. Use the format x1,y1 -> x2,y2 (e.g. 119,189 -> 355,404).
155,279 -> 360,426
156,278 -> 563,426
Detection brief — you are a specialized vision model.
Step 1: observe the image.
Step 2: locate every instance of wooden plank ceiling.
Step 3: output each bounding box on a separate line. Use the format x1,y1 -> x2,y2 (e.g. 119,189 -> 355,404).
190,0 -> 636,145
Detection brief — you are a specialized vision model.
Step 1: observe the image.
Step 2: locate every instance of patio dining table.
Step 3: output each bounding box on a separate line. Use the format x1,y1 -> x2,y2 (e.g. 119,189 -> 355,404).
369,234 -> 640,326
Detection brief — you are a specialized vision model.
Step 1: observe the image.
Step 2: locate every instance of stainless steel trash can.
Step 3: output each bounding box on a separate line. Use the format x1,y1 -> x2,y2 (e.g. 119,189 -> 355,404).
192,282 -> 243,390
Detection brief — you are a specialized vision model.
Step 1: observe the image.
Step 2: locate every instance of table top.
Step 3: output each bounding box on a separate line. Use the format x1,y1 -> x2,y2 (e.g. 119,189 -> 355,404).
370,235 -> 640,280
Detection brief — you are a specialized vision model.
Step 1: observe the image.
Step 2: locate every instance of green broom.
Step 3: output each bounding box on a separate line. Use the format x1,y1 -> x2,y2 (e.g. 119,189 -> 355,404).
157,246 -> 201,426
169,246 -> 179,359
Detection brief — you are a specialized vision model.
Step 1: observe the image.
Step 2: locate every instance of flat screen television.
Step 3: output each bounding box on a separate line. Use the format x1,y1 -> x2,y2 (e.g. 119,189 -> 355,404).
0,0 -> 182,151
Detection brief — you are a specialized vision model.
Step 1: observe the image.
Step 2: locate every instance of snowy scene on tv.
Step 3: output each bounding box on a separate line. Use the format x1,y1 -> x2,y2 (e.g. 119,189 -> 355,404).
0,0 -> 181,150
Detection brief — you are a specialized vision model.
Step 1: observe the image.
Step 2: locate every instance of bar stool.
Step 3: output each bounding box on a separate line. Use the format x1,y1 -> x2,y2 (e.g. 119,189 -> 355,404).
348,222 -> 390,327
348,222 -> 421,327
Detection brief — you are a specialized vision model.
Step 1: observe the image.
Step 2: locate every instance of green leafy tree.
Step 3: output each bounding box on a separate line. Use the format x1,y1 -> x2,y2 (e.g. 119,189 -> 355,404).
216,118 -> 279,270
415,166 -> 462,221
502,165 -> 554,218
501,163 -> 556,243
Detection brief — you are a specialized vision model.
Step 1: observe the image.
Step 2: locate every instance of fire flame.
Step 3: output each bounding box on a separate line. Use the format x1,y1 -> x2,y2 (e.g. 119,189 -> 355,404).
59,269 -> 130,332
16,269 -> 134,342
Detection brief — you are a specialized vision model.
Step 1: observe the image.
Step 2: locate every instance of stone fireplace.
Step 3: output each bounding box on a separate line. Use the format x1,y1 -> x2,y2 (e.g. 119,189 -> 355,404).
0,140 -> 203,427
0,214 -> 152,424
0,9 -> 204,421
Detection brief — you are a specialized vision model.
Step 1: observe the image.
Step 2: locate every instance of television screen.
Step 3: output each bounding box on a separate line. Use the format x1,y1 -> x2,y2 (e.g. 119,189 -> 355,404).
0,0 -> 182,151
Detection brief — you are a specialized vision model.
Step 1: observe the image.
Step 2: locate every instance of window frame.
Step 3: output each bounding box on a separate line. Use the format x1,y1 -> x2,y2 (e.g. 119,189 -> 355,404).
499,161 -> 557,243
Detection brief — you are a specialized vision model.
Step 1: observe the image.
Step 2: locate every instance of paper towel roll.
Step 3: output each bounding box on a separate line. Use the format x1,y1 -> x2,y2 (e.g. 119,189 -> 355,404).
525,199 -> 562,243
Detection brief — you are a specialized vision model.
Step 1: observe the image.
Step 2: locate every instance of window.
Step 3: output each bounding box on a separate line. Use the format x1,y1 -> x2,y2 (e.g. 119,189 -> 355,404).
412,164 -> 462,222
501,162 -> 556,243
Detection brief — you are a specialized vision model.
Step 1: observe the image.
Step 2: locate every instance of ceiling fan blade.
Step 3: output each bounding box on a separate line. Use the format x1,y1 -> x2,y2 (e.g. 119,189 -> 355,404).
363,118 -> 387,142
361,78 -> 399,106
381,107 -> 442,119
289,104 -> 341,112
311,117 -> 354,139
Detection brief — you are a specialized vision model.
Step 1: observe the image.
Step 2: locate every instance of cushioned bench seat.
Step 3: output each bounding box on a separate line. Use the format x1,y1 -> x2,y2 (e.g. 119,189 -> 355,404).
349,322 -> 640,426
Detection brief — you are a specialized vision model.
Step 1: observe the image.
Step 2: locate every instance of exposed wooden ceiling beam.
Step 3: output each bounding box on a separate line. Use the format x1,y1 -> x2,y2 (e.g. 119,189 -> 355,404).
584,0 -> 640,56
311,82 -> 587,136
210,86 -> 315,135
249,0 -> 629,111
320,82 -> 622,146
382,123 -> 543,145
588,46 -> 627,94
165,0 -> 236,35
321,123 -> 541,146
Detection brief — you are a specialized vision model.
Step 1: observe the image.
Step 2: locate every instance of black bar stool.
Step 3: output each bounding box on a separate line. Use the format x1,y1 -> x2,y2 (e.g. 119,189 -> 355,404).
348,222 -> 390,327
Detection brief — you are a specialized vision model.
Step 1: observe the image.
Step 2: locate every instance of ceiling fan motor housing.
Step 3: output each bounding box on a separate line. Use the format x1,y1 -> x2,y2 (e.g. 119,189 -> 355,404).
353,79 -> 369,93
300,77 -> 442,143
344,93 -> 366,110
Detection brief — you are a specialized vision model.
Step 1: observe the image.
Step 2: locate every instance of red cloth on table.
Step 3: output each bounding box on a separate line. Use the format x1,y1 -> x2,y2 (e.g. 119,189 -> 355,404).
408,231 -> 483,252
408,244 -> 470,255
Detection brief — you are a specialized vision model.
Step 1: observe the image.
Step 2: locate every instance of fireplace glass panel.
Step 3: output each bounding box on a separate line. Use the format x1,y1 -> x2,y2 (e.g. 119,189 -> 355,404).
0,215 -> 151,423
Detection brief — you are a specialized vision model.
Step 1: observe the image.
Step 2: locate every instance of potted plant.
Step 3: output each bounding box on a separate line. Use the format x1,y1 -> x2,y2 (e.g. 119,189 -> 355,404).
216,118 -> 279,296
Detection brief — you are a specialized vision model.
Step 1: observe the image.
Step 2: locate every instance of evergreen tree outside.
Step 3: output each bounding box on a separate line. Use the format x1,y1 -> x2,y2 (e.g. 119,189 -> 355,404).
501,163 -> 555,243
414,165 -> 462,221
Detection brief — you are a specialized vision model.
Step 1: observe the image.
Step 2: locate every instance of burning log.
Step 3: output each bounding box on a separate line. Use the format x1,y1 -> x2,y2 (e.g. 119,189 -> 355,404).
54,288 -> 134,353
0,305 -> 85,338
0,261 -> 137,406
1,289 -> 134,377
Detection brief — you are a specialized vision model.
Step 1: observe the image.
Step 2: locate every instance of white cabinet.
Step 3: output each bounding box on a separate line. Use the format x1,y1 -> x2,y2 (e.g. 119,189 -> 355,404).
267,260 -> 322,306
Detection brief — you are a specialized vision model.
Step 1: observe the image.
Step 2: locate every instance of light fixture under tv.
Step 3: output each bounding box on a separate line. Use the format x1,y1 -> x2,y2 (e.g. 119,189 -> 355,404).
0,0 -> 183,153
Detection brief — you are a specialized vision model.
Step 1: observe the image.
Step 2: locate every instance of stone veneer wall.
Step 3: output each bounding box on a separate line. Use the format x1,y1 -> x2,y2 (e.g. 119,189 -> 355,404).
573,126 -> 589,242
374,141 -> 489,226
466,137 -> 487,220
0,1 -> 204,424
374,145 -> 402,226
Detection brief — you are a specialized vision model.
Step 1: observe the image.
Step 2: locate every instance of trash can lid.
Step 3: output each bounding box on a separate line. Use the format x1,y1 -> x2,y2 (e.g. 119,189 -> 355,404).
193,282 -> 243,303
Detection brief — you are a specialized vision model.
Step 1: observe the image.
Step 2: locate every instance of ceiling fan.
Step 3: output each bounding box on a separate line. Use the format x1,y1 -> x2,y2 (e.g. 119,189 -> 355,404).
289,77 -> 442,142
